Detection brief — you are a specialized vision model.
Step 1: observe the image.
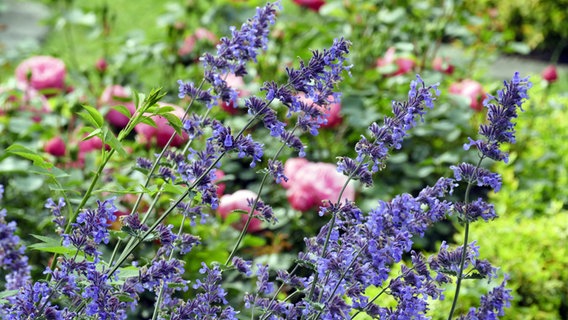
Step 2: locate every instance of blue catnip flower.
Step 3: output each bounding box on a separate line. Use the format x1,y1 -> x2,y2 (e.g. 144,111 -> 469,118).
337,75 -> 439,186
464,72 -> 531,163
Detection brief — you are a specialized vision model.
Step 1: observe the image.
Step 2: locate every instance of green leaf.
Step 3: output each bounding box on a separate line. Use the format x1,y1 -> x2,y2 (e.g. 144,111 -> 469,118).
112,105 -> 133,118
83,128 -> 102,141
162,183 -> 185,195
104,128 -> 127,157
161,112 -> 183,135
6,144 -> 53,169
117,265 -> 140,279
0,289 -> 19,303
29,234 -> 76,255
154,106 -> 175,115
78,105 -> 104,128
138,116 -> 157,127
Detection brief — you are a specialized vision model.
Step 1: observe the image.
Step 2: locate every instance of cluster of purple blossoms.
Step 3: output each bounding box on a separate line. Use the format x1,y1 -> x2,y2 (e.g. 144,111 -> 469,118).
465,72 -> 532,163
338,74 -> 440,187
178,1 -> 280,109
258,37 -> 352,159
0,186 -> 31,292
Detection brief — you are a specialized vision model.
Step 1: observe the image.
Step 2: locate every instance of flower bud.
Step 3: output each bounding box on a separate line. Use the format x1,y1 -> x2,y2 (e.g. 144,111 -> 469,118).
542,65 -> 558,83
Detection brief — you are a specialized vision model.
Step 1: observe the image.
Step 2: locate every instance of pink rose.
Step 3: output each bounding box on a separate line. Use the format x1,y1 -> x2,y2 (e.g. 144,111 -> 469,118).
432,57 -> 454,75
449,79 -> 487,112
134,103 -> 189,149
0,86 -> 50,120
296,94 -> 343,129
214,169 -> 226,198
542,65 -> 558,83
100,85 -> 136,128
283,158 -> 355,212
376,48 -> 415,77
178,28 -> 217,57
293,0 -> 326,12
95,58 -> 108,73
218,190 -> 263,233
44,137 -> 66,157
219,73 -> 250,115
15,56 -> 66,93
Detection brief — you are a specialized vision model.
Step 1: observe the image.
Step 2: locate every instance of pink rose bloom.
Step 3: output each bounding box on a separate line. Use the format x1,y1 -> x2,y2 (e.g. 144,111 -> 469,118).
44,137 -> 66,157
178,28 -> 217,57
134,103 -> 189,149
214,169 -> 227,198
293,0 -> 326,12
219,73 -> 250,115
283,158 -> 355,212
95,58 -> 108,73
218,190 -> 262,233
100,85 -> 136,128
376,48 -> 415,77
295,94 -> 343,129
0,86 -> 50,120
432,57 -> 454,75
542,65 -> 558,83
15,56 -> 66,92
449,79 -> 487,112
78,136 -> 106,153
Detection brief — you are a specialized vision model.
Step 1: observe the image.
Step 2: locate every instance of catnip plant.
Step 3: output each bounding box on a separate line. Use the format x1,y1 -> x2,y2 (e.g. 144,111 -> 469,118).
0,1 -> 531,319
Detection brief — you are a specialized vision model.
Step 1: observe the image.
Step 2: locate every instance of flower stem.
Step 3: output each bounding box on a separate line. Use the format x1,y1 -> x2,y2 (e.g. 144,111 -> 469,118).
447,156 -> 484,319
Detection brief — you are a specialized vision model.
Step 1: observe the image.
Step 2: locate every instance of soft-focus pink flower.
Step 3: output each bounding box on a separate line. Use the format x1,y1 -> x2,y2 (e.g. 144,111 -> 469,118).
293,0 -> 326,12
134,103 -> 189,149
542,65 -> 558,83
95,58 -> 108,73
78,136 -> 106,153
15,56 -> 66,93
0,86 -> 50,120
178,28 -> 217,57
214,169 -> 226,198
376,48 -> 415,77
219,73 -> 250,114
449,79 -> 487,112
218,190 -> 262,233
44,137 -> 66,157
432,57 -> 454,75
283,158 -> 355,212
295,94 -> 343,129
100,85 -> 136,128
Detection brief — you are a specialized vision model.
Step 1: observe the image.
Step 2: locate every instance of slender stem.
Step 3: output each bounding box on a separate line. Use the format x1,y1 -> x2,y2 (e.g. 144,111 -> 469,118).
225,125 -> 295,266
447,156 -> 485,319
107,99 -> 267,276
306,155 -> 367,303
350,266 -> 416,319
259,265 -> 300,320
311,244 -> 367,320
151,214 -> 188,320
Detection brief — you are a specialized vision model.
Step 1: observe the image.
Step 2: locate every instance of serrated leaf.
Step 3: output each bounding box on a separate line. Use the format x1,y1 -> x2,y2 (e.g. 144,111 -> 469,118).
79,105 -> 104,128
117,266 -> 140,279
6,144 -> 53,169
161,112 -> 183,135
138,116 -> 157,127
112,105 -> 133,118
0,289 -> 19,303
29,234 -> 75,255
83,128 -> 102,141
154,106 -> 175,115
133,90 -> 143,111
162,183 -> 185,195
104,128 -> 127,157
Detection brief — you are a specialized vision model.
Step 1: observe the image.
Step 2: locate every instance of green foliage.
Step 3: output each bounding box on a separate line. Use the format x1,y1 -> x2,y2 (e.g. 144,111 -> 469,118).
428,212 -> 568,319
465,0 -> 568,53
491,83 -> 568,217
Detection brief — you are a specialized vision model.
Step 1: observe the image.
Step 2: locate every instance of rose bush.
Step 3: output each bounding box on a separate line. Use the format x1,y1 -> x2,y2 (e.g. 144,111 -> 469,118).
15,56 -> 66,93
